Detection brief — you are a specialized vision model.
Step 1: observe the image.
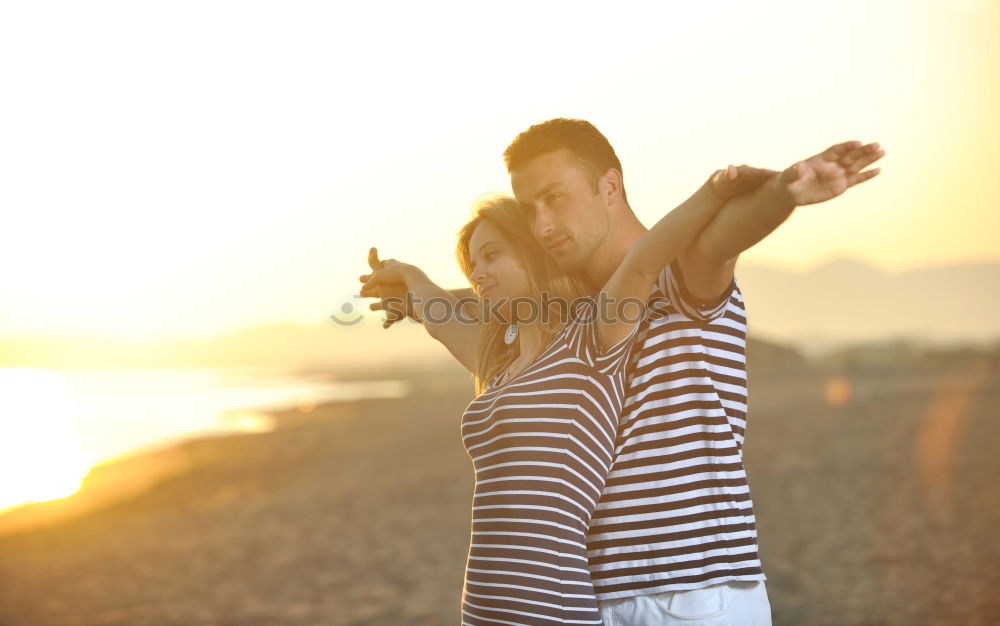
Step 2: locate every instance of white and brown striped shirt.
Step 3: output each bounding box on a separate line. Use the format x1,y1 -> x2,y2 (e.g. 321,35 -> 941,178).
587,260 -> 766,600
460,298 -> 639,625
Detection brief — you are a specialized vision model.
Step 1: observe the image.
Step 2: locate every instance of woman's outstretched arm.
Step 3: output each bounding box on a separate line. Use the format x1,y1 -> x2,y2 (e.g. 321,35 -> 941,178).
360,251 -> 482,371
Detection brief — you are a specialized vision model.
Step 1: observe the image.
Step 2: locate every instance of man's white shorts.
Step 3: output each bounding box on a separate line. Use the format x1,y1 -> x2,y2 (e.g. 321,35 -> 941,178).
597,580 -> 772,626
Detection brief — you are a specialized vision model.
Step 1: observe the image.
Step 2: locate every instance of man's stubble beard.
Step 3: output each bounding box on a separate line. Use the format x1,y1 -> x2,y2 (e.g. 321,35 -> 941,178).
551,243 -> 589,273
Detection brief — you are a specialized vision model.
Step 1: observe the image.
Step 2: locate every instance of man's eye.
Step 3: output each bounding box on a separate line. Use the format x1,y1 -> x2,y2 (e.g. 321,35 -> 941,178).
546,194 -> 561,205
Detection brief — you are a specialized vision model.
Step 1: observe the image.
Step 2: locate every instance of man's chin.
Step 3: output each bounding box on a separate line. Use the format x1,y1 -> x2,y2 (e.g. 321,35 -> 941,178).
553,251 -> 584,272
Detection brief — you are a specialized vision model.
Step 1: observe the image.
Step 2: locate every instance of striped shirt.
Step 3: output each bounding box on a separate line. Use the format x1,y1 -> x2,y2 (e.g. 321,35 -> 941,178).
587,260 -> 766,600
460,299 -> 639,625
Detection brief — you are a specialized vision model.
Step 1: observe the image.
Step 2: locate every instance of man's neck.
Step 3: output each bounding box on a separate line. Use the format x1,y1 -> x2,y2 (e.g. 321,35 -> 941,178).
582,207 -> 648,290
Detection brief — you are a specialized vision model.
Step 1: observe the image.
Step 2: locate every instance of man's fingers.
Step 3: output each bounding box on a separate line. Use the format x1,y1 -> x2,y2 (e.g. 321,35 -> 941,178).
845,145 -> 885,174
847,167 -> 881,187
838,141 -> 877,164
823,140 -> 862,161
358,273 -> 372,283
846,151 -> 884,175
838,142 -> 884,174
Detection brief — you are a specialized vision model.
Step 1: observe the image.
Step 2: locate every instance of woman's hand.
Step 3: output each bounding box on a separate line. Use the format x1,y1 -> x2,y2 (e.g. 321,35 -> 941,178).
357,249 -> 482,370
359,257 -> 421,296
358,248 -> 426,327
708,164 -> 779,201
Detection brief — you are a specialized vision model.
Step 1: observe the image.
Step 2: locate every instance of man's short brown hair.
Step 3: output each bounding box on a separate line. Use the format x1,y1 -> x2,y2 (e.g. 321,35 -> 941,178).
503,118 -> 626,201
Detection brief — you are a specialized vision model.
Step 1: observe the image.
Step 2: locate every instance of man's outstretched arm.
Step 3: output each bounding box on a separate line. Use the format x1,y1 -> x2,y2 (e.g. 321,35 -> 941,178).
678,141 -> 885,303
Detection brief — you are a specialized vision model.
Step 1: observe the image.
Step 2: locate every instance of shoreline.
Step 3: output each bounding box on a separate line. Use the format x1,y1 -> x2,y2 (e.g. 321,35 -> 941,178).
1,361 -> 998,625
0,382 -> 468,538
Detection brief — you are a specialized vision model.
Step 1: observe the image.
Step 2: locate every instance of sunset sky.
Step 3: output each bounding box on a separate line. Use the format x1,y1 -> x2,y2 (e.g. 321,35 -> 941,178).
2,0 -> 998,342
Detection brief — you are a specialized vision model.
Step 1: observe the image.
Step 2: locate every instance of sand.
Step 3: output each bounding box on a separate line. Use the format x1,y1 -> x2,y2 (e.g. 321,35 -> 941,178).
1,358 -> 998,625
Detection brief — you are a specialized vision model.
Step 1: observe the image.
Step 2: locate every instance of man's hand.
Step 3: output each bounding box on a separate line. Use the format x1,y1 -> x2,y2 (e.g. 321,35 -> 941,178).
776,141 -> 884,207
677,140 -> 885,304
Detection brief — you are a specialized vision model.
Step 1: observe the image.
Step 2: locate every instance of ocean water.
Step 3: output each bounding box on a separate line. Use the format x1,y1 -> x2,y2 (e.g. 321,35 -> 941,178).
0,367 -> 409,511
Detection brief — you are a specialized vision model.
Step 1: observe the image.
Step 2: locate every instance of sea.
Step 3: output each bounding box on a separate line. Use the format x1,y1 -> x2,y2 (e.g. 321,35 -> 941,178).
0,367 -> 409,512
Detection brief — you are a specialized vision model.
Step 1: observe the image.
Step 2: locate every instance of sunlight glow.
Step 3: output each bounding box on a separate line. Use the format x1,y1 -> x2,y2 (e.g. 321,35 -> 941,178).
0,1 -> 996,343
0,369 -> 92,512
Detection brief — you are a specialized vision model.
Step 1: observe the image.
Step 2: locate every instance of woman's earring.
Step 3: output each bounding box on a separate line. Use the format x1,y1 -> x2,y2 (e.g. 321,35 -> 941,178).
504,322 -> 518,345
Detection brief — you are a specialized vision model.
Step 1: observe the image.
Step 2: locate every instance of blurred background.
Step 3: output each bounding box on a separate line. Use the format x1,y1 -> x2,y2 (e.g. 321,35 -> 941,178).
1,1 -> 998,624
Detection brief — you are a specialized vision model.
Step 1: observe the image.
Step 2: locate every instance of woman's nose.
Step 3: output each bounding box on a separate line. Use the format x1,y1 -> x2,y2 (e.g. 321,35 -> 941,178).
471,264 -> 487,284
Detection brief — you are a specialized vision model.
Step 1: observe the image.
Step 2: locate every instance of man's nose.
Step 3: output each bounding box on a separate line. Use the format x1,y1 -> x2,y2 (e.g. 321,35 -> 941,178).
533,206 -> 555,240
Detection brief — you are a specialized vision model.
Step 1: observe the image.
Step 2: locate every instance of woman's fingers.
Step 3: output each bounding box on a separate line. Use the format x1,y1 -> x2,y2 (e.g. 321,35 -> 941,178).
708,165 -> 737,197
712,164 -> 779,198
360,275 -> 379,295
734,164 -> 778,187
368,247 -> 383,271
780,161 -> 805,185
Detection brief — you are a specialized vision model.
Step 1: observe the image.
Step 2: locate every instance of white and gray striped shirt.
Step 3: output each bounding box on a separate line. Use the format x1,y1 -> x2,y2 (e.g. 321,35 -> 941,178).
460,298 -> 639,625
587,260 -> 765,600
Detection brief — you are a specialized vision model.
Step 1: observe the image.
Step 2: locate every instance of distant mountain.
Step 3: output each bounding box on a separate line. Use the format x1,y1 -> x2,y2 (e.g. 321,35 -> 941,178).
2,259 -> 996,368
734,259 -> 1000,351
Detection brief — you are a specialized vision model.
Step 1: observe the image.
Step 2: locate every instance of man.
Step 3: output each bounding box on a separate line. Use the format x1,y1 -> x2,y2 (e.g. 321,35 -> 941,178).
365,119 -> 883,624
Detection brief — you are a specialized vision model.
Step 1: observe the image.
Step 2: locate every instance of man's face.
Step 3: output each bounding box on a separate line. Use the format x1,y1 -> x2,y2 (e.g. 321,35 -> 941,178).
510,148 -> 610,273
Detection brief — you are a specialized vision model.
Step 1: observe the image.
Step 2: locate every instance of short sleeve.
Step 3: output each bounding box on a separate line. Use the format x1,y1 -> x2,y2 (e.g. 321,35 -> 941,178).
660,259 -> 734,322
565,298 -> 642,376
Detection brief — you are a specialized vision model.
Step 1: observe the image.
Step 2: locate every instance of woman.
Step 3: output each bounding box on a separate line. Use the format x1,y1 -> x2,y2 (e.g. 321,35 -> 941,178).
359,166 -> 760,625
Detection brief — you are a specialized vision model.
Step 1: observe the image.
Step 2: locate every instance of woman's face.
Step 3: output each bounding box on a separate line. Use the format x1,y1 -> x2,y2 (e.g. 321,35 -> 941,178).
467,221 -> 532,303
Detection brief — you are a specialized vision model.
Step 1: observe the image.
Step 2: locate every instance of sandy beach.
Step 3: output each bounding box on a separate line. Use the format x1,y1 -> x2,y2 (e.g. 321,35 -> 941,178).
1,356 -> 998,625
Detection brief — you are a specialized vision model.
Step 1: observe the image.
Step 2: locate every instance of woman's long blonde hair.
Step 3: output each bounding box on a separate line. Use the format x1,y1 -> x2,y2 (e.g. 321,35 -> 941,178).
456,194 -> 588,394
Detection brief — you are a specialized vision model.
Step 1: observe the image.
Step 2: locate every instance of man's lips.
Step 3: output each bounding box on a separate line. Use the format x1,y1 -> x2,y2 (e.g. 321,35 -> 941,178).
546,236 -> 570,252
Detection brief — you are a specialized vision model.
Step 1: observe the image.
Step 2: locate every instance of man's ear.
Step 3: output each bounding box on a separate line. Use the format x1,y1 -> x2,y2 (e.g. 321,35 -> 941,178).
599,168 -> 624,206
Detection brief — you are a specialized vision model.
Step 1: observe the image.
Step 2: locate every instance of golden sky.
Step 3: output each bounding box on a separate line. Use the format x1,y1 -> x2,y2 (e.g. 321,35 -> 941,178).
2,0 -> 998,341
